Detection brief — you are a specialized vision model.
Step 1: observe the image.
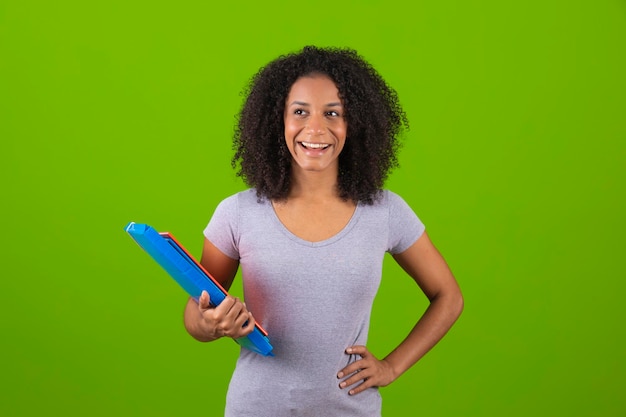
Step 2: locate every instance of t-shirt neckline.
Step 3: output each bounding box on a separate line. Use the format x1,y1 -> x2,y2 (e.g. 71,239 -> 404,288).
267,200 -> 362,248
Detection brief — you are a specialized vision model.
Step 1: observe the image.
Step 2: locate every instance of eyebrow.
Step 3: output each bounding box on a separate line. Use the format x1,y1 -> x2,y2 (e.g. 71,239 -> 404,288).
288,101 -> 343,107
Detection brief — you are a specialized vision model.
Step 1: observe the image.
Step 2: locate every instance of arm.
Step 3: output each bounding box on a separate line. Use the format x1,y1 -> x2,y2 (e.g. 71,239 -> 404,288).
183,238 -> 255,342
338,231 -> 463,394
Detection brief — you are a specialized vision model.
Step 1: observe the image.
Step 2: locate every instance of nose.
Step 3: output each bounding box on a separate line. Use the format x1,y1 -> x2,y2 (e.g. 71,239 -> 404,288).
306,113 -> 325,136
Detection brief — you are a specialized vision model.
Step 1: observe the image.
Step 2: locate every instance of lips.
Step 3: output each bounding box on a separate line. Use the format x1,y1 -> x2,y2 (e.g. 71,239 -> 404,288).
299,141 -> 331,150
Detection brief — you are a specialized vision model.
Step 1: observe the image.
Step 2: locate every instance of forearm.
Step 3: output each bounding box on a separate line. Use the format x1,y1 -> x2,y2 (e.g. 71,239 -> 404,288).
384,291 -> 464,380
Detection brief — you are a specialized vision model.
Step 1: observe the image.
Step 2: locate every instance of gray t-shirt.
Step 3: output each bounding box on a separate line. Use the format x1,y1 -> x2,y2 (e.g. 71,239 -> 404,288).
204,189 -> 425,416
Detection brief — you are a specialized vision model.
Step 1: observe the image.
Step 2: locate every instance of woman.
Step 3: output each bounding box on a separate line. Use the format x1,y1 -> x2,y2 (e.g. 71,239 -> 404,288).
184,46 -> 463,416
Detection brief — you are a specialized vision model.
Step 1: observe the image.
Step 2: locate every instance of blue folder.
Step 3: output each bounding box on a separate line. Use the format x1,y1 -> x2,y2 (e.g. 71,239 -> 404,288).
124,222 -> 274,356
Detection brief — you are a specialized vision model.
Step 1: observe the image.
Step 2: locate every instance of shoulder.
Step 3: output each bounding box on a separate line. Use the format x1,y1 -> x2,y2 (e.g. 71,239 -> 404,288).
380,190 -> 426,253
215,188 -> 259,208
368,189 -> 411,209
213,188 -> 270,219
378,189 -> 423,226
357,190 -> 415,223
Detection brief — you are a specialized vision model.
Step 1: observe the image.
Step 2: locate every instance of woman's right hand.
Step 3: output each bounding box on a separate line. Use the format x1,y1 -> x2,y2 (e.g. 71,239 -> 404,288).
188,290 -> 256,342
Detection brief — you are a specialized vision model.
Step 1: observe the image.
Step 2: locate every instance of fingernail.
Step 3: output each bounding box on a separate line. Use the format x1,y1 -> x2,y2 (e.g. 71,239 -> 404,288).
349,390 -> 354,395
346,348 -> 353,353
340,382 -> 346,388
337,372 -> 343,378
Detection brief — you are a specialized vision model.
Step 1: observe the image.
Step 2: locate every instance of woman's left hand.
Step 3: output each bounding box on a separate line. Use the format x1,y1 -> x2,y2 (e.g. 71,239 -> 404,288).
337,345 -> 397,395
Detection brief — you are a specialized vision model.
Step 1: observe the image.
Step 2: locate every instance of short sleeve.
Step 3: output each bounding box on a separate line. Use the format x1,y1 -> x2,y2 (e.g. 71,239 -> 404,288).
203,194 -> 240,260
387,191 -> 426,254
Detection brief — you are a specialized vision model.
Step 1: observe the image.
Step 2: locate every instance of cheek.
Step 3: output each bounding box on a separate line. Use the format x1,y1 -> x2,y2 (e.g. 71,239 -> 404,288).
284,125 -> 294,139
284,120 -> 301,140
283,123 -> 300,155
334,119 -> 347,135
334,124 -> 348,143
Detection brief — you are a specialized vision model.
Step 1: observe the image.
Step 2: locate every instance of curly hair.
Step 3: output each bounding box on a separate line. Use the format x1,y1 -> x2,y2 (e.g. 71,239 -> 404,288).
232,45 -> 409,204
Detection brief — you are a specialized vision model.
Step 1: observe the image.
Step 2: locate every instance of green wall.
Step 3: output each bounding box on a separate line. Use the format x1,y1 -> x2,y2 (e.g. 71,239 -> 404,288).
2,1 -> 624,415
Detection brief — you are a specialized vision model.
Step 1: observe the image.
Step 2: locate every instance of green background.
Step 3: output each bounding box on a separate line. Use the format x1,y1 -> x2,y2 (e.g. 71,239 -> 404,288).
2,0 -> 625,415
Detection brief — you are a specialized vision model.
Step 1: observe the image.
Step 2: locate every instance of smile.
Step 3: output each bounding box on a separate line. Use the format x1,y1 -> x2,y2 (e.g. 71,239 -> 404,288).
299,141 -> 331,150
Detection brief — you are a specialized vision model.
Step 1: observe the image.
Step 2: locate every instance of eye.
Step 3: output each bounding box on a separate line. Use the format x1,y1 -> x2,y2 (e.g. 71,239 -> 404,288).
326,110 -> 340,117
294,108 -> 307,116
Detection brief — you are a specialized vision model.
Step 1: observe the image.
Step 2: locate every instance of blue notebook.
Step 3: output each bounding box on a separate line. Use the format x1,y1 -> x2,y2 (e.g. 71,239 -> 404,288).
124,222 -> 274,356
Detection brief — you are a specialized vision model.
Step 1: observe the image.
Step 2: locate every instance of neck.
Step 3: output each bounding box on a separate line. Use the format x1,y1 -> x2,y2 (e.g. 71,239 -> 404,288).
287,165 -> 340,201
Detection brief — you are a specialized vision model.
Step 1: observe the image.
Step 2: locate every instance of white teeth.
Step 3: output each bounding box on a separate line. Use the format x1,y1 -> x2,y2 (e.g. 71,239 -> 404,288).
301,142 -> 330,149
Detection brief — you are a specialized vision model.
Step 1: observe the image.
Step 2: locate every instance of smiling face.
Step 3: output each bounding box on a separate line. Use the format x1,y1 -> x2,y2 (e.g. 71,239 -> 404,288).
283,74 -> 347,177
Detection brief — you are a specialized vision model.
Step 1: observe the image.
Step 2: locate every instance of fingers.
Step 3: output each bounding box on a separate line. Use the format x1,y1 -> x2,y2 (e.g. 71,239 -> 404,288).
337,346 -> 394,396
198,290 -> 211,310
200,295 -> 255,339
337,346 -> 370,395
346,345 -> 369,357
337,346 -> 369,376
240,312 -> 256,334
340,370 -> 373,396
